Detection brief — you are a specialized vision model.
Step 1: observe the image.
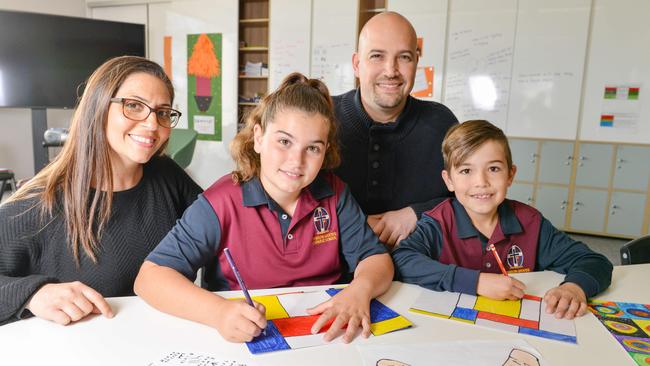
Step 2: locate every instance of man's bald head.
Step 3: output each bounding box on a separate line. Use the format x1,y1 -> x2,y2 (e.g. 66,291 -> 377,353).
353,12 -> 419,122
358,12 -> 418,54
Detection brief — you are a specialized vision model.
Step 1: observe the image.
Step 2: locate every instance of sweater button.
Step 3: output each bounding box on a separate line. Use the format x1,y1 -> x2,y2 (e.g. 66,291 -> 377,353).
373,144 -> 380,151
485,262 -> 492,268
281,214 -> 288,220
371,180 -> 378,186
372,161 -> 379,169
287,233 -> 294,240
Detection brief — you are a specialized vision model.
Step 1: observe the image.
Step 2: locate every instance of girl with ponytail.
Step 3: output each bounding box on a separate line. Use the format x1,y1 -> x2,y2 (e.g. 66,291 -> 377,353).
135,73 -> 393,344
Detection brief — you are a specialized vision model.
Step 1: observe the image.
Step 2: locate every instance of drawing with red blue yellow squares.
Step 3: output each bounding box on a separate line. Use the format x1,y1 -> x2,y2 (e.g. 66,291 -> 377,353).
409,288 -> 577,343
243,288 -> 413,354
589,300 -> 650,366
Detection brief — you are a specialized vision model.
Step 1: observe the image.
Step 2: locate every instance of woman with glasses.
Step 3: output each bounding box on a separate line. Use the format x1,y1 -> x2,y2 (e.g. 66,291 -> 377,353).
0,56 -> 201,326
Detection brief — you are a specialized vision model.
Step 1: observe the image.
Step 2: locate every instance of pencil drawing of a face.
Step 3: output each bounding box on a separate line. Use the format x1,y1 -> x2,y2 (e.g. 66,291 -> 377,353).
376,359 -> 410,366
502,348 -> 540,366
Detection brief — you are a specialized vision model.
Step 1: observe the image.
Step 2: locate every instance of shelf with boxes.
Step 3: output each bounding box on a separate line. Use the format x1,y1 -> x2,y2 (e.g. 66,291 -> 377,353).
238,0 -> 269,128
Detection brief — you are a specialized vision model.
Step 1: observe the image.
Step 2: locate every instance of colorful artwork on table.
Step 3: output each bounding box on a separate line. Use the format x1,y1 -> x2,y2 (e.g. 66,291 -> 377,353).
245,289 -> 413,354
409,289 -> 577,344
589,300 -> 650,366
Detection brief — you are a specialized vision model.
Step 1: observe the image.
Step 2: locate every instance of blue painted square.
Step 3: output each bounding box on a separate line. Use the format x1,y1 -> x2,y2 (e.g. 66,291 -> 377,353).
451,307 -> 478,322
246,321 -> 291,354
519,327 -> 577,344
326,288 -> 341,297
369,299 -> 400,323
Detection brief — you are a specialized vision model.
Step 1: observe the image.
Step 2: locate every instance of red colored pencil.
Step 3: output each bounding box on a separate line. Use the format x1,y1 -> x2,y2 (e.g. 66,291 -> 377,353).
488,243 -> 509,276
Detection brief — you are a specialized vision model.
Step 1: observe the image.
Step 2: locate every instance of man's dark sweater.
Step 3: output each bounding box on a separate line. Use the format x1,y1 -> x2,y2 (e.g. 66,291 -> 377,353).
333,89 -> 458,217
0,156 -> 201,325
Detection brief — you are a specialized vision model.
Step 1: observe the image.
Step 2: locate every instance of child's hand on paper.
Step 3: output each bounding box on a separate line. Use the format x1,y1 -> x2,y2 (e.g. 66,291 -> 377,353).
26,281 -> 114,325
214,299 -> 266,342
477,273 -> 526,300
307,285 -> 372,344
543,282 -> 588,320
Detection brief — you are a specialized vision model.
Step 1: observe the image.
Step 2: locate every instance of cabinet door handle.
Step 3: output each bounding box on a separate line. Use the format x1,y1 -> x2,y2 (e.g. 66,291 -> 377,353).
565,155 -> 573,166
573,201 -> 582,211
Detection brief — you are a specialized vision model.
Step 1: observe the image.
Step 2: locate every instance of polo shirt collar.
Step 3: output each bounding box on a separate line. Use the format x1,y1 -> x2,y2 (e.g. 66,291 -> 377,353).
452,198 -> 523,239
241,173 -> 335,208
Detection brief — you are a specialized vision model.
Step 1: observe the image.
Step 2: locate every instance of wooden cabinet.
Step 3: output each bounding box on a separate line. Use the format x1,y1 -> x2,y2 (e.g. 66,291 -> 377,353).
509,138 -> 574,230
574,143 -> 613,188
612,145 -> 650,191
510,138 -> 537,182
535,185 -> 569,229
607,192 -> 647,237
238,0 -> 270,128
509,138 -> 650,238
508,182 -> 534,206
538,141 -> 573,185
570,188 -> 608,233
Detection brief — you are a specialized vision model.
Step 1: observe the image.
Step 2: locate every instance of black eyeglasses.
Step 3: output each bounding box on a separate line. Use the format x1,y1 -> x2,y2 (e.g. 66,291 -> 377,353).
110,97 -> 181,128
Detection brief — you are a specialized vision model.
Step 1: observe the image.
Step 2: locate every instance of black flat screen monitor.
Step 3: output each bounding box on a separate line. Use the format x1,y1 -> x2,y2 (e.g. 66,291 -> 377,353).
0,10 -> 145,109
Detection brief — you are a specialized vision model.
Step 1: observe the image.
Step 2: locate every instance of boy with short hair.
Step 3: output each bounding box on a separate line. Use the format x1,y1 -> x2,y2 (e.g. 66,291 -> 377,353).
393,120 -> 612,320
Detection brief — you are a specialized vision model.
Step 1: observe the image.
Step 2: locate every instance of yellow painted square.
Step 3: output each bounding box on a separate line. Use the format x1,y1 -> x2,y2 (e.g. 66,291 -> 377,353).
370,316 -> 413,336
250,295 -> 289,320
632,319 -> 650,337
474,295 -> 521,318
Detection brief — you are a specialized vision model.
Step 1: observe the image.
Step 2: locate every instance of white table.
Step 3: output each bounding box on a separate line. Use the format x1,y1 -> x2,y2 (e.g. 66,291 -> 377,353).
1,264 -> 648,365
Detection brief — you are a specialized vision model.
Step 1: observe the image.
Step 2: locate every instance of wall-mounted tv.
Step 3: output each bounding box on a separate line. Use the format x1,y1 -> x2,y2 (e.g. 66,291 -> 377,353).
0,10 -> 145,109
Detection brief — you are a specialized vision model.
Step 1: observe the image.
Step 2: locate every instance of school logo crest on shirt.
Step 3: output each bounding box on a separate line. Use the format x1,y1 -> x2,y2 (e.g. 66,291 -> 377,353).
312,207 -> 337,245
313,207 -> 331,233
506,244 -> 525,269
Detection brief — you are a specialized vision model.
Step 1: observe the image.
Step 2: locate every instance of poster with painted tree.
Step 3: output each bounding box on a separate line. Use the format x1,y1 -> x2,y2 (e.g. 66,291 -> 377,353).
187,33 -> 222,141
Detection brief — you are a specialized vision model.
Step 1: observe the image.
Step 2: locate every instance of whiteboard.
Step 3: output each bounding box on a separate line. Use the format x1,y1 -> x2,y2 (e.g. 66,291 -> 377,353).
269,0 -> 312,91
310,0 -> 358,96
579,0 -> 650,143
443,0 -> 517,130
506,0 -> 590,139
387,0 -> 448,102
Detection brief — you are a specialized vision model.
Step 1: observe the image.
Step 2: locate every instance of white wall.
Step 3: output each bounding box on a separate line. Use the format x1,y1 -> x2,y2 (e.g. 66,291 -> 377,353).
0,0 -> 86,179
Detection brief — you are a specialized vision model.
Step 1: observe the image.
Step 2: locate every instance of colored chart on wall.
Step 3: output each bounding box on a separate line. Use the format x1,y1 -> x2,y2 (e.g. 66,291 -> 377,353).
245,289 -> 412,354
589,300 -> 650,366
409,289 -> 577,343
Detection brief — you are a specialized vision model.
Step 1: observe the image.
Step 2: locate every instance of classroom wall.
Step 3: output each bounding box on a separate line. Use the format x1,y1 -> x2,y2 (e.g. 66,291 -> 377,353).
0,0 -> 86,179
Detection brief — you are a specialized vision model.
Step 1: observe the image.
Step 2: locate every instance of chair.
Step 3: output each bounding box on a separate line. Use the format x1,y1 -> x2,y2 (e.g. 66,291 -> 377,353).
620,235 -> 650,265
0,169 -> 17,203
167,129 -> 198,169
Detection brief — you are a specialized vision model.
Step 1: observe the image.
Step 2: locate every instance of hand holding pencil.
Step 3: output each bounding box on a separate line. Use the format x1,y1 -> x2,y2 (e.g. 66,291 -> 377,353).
212,248 -> 267,343
477,244 -> 526,300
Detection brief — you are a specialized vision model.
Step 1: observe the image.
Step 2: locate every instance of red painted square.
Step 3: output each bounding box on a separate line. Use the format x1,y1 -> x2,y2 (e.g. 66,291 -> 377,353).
477,311 -> 539,329
273,315 -> 336,337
